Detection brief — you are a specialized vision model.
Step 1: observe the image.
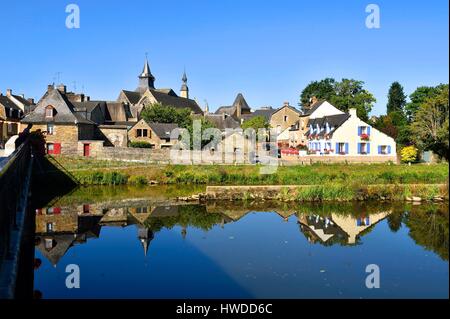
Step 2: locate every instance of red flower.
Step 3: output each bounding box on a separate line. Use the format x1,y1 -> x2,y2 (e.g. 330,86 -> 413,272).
360,133 -> 370,141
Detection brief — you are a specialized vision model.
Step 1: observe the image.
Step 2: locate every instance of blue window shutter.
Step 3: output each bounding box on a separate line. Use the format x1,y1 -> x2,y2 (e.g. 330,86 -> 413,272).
378,146 -> 381,154
358,126 -> 362,136
367,127 -> 371,135
345,143 -> 349,154
357,143 -> 361,154
388,145 -> 391,154
336,143 -> 339,152
367,143 -> 370,154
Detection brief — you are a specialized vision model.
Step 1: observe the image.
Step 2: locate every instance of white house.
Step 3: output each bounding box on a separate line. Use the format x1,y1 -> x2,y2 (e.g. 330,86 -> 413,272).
306,104 -> 396,158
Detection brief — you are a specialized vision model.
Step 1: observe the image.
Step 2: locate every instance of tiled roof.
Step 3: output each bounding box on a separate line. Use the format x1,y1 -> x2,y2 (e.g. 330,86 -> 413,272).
0,95 -> 21,111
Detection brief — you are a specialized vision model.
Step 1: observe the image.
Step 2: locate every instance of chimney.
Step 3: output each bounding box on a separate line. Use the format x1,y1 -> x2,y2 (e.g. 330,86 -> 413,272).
349,108 -> 358,117
47,84 -> 54,92
57,84 -> 67,94
27,98 -> 35,104
283,101 -> 290,107
21,94 -> 25,98
6,89 -> 12,97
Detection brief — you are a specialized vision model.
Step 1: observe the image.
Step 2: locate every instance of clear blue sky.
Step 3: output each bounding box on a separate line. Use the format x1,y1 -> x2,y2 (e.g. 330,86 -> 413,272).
0,0 -> 448,115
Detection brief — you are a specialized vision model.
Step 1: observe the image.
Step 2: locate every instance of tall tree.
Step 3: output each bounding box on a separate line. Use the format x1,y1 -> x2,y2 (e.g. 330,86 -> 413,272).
299,78 -> 336,111
299,78 -> 376,121
406,84 -> 446,122
386,82 -> 407,114
411,84 -> 449,160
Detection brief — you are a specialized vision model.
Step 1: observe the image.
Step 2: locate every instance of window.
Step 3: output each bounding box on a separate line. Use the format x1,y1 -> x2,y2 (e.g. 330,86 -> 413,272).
44,238 -> 54,250
337,143 -> 348,154
47,123 -> 54,135
136,129 -> 142,137
45,105 -> 54,118
378,145 -> 391,155
284,116 -> 288,122
47,143 -> 54,152
46,223 -> 54,233
142,129 -> 148,137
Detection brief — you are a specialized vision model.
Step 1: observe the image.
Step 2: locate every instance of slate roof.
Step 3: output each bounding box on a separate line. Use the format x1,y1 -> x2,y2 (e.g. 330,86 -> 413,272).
147,122 -> 179,139
204,114 -> 241,130
149,89 -> 203,113
12,94 -> 33,106
215,93 -> 251,116
241,108 -> 276,121
121,90 -> 142,104
120,89 -> 203,114
21,89 -> 95,125
103,102 -> 132,122
303,100 -> 325,116
305,113 -> 350,137
0,95 -> 22,111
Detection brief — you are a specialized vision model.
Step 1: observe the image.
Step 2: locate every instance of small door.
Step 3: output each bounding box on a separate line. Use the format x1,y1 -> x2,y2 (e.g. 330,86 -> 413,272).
53,143 -> 61,155
83,143 -> 90,157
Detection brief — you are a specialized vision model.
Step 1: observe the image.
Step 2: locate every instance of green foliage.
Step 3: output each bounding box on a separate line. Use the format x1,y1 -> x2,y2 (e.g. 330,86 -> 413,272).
129,141 -> 152,148
241,115 -> 270,130
411,84 -> 449,161
387,82 -> 407,114
128,175 -> 148,185
300,78 -> 376,121
406,84 -> 447,122
400,146 -> 419,163
140,103 -> 191,128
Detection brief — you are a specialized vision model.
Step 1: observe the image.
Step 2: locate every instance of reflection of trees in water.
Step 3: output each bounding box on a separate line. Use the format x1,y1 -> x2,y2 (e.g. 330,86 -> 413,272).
386,211 -> 405,233
404,205 -> 449,261
144,205 -> 224,232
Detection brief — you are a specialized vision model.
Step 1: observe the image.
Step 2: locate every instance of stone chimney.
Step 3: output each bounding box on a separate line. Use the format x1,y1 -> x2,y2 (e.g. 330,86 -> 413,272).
283,101 -> 290,107
6,89 -> 12,97
349,108 -> 358,117
57,84 -> 67,94
27,98 -> 35,104
47,84 -> 55,92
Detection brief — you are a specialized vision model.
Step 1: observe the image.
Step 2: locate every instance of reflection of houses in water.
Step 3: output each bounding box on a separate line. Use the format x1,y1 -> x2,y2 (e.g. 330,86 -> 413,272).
35,207 -> 102,266
297,211 -> 391,245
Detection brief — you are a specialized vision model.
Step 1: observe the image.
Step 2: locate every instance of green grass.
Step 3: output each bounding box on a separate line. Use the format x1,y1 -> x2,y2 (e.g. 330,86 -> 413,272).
52,156 -> 449,187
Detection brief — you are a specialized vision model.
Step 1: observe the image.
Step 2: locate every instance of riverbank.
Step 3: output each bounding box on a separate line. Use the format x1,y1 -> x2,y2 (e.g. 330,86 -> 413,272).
49,156 -> 448,187
201,184 -> 448,202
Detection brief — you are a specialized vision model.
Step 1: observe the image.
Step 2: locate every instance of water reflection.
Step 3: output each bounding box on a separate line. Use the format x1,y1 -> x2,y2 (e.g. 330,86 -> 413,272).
34,199 -> 449,267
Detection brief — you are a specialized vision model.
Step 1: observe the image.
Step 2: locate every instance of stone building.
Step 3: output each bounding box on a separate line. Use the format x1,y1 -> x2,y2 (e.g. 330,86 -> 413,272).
128,119 -> 178,149
117,58 -> 203,119
0,89 -> 34,147
215,93 -> 252,121
21,84 -> 103,156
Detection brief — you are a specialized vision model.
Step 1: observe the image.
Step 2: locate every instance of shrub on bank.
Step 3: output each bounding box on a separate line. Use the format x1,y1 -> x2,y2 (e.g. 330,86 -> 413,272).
129,141 -> 153,148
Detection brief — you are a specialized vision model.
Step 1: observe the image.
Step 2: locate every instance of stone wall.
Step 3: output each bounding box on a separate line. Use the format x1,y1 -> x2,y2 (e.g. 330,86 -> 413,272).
281,154 -> 399,164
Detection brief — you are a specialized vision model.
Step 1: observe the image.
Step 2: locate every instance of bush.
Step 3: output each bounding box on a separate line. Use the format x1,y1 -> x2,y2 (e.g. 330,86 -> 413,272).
128,175 -> 148,185
400,146 -> 419,163
129,141 -> 153,149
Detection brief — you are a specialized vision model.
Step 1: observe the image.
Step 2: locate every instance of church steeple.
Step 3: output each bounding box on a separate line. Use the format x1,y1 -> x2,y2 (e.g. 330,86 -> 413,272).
136,56 -> 155,93
180,70 -> 189,99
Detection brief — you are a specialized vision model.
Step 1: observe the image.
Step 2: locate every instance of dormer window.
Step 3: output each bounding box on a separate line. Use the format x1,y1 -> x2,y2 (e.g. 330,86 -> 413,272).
45,105 -> 54,118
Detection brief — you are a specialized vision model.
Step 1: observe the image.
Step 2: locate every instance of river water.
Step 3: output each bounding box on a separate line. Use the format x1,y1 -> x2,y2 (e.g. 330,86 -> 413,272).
32,186 -> 449,299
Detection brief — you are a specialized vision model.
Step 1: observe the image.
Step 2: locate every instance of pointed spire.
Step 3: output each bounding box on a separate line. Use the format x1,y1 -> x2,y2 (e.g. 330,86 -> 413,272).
136,54 -> 155,92
180,69 -> 189,99
204,99 -> 209,114
182,69 -> 187,83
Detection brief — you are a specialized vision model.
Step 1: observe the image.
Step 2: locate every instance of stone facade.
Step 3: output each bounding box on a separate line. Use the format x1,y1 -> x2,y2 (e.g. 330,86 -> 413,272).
270,104 -> 301,134
98,125 -> 128,147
